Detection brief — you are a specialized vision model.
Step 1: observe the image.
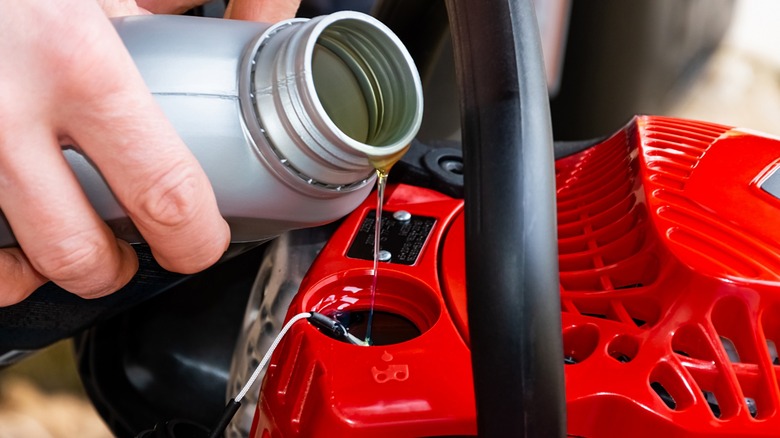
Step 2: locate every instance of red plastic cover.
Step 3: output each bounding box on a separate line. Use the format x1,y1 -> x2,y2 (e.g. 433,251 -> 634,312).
253,116 -> 780,437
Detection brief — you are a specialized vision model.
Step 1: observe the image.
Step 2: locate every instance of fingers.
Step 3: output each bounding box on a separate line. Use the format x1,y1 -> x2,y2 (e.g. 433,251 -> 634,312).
0,248 -> 47,307
135,0 -> 210,15
0,126 -> 138,299
96,0 -> 145,17
90,0 -> 229,275
99,0 -> 209,17
70,113 -> 231,274
0,0 -> 229,307
101,0 -> 302,20
225,0 -> 300,22
59,22 -> 230,274
0,1 -> 138,300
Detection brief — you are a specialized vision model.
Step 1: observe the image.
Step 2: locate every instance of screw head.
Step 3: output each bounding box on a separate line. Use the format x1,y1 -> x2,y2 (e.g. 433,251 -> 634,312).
393,210 -> 412,222
378,250 -> 392,262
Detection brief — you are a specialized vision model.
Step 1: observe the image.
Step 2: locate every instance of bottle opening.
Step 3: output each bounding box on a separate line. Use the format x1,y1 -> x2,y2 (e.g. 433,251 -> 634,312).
311,20 -> 421,147
303,271 -> 440,346
245,12 -> 423,188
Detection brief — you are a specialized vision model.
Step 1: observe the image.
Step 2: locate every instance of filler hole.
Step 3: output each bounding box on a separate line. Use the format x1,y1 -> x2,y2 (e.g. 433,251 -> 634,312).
318,310 -> 420,346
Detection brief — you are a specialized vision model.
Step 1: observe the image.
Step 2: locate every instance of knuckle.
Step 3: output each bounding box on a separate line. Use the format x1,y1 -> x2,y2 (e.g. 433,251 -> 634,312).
171,242 -> 224,274
132,165 -> 203,231
0,288 -> 29,307
155,223 -> 229,275
0,271 -> 36,307
31,232 -> 122,296
0,251 -> 34,306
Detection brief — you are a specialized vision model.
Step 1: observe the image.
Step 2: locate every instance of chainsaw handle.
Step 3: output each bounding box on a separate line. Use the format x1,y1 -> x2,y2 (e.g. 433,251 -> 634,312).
445,0 -> 566,436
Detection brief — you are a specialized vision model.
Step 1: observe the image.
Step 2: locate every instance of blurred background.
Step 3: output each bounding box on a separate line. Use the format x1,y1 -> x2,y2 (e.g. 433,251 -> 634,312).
2,0 -> 780,436
668,0 -> 780,136
0,341 -> 111,437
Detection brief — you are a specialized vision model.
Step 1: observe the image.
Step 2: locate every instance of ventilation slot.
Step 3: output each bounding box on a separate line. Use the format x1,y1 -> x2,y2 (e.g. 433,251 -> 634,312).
622,297 -> 661,329
689,371 -> 739,420
641,117 -> 730,148
649,362 -> 694,412
639,118 -> 780,280
746,397 -> 758,418
672,324 -> 716,361
767,340 -> 780,366
657,200 -> 775,279
712,297 -> 759,364
736,374 -> 770,419
761,304 -> 780,366
567,298 -> 660,330
720,337 -> 741,363
556,127 -> 658,293
560,252 -> 660,292
651,382 -> 677,410
563,324 -> 599,365
607,335 -> 640,363
702,390 -> 722,418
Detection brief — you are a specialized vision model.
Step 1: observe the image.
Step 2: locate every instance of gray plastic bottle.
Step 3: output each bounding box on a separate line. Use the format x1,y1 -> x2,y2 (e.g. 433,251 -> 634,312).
0,12 -> 422,247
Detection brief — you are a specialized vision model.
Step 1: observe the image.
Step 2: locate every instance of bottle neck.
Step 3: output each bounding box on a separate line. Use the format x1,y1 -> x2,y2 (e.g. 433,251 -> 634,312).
239,12 -> 423,191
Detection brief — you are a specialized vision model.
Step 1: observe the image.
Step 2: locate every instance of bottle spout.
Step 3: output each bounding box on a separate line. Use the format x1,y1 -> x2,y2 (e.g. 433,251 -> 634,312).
244,11 -> 424,189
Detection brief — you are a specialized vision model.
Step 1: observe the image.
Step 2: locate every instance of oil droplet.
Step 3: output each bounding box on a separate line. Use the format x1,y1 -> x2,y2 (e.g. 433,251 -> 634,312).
382,351 -> 394,362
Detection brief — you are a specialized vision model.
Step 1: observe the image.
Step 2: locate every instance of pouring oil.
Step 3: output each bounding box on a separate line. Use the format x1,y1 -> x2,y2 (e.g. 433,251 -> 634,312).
365,168 -> 387,345
364,148 -> 408,345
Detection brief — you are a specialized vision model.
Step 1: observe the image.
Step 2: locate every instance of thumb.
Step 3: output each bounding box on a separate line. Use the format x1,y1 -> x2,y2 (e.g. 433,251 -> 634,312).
225,0 -> 299,22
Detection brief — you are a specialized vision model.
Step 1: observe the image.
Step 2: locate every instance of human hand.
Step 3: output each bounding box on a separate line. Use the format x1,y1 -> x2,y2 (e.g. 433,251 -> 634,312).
0,0 -> 232,306
97,0 -> 301,22
224,0 -> 301,22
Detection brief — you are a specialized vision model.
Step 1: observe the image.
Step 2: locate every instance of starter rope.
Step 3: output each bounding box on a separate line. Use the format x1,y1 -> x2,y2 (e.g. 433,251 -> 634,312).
235,311 -> 312,402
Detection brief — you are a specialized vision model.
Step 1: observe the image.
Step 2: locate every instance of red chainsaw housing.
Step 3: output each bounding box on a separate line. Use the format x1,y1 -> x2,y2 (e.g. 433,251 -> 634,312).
250,116 -> 780,437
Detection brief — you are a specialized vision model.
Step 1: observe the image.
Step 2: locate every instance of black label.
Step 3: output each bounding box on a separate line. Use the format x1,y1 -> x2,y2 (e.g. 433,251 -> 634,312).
347,211 -> 436,265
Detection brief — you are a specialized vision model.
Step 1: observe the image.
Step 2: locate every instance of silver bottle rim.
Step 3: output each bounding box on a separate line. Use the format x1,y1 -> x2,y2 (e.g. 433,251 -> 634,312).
299,12 -> 423,158
239,12 -> 424,193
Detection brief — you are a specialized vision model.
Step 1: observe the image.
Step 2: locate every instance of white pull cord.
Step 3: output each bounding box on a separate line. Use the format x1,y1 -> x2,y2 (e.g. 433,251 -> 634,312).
235,312 -> 312,402
209,311 -> 357,438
